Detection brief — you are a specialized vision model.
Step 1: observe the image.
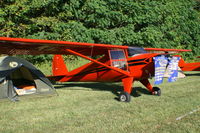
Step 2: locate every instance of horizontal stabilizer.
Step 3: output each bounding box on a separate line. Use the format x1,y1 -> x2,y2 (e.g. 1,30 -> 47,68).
180,62 -> 200,71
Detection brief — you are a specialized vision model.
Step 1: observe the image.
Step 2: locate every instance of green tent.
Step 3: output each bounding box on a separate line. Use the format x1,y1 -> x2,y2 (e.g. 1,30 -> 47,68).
0,56 -> 56,101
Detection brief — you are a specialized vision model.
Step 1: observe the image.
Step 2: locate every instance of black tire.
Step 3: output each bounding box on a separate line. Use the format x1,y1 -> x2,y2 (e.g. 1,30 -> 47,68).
152,87 -> 161,96
119,92 -> 131,102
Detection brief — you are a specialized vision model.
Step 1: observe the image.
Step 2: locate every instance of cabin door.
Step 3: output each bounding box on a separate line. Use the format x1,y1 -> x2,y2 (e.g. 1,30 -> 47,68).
109,50 -> 129,71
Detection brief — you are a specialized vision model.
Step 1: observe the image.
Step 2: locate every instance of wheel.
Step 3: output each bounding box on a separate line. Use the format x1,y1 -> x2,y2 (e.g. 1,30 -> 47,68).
119,92 -> 131,102
152,87 -> 161,96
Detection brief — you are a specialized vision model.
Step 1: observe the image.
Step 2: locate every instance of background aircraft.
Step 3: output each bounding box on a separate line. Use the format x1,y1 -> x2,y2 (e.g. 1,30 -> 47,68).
0,37 -> 199,102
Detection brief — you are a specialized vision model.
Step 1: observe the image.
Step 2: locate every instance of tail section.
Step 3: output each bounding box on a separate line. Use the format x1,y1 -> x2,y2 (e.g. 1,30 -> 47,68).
181,62 -> 200,71
179,57 -> 200,71
52,55 -> 68,76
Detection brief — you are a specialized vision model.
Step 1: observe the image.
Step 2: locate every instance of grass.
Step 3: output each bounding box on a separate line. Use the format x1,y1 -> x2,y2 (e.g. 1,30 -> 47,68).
35,57 -> 90,76
0,71 -> 200,133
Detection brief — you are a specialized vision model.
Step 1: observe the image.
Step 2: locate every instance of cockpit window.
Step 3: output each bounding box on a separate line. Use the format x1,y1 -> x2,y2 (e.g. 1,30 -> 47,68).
109,50 -> 128,70
110,50 -> 126,60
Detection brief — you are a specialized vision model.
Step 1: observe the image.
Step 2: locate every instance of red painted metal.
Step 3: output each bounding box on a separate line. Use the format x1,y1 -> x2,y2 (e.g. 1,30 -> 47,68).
65,49 -> 130,76
181,62 -> 200,71
0,37 -> 128,56
51,54 -> 127,82
140,79 -> 153,92
52,55 -> 68,76
0,37 -> 128,49
122,77 -> 134,94
175,55 -> 200,71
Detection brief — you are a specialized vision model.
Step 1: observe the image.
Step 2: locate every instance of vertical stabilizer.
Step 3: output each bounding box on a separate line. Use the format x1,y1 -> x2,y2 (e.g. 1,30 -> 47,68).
52,55 -> 68,76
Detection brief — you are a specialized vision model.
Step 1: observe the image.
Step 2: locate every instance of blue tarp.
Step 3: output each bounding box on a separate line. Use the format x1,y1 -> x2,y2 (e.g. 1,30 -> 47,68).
153,55 -> 168,85
167,56 -> 180,82
154,56 -> 180,84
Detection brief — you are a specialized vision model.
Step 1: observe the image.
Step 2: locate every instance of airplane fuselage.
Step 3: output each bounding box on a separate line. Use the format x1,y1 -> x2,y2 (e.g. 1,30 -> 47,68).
54,53 -> 160,83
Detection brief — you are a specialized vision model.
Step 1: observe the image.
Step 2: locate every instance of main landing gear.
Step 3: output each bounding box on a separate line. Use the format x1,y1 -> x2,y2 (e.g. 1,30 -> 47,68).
152,87 -> 161,96
119,87 -> 161,102
119,92 -> 131,102
119,78 -> 162,102
120,77 -> 133,102
140,79 -> 161,96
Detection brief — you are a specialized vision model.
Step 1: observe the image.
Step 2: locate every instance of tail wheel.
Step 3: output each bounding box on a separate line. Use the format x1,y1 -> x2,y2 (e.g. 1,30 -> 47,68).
152,87 -> 161,96
119,92 -> 131,102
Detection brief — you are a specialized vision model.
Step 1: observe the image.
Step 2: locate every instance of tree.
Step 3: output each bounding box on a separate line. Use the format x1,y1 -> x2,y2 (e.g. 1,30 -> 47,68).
0,0 -> 199,61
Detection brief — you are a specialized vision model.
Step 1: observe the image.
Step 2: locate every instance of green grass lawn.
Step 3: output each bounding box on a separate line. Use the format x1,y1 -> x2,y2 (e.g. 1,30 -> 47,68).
0,72 -> 200,133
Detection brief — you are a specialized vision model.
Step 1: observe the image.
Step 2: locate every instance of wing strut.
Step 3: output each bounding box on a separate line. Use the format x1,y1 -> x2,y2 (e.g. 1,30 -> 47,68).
65,49 -> 131,76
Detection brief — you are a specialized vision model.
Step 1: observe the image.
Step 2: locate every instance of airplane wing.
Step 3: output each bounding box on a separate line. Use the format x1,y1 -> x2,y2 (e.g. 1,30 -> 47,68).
0,37 -> 129,56
0,37 -> 191,56
144,48 -> 191,53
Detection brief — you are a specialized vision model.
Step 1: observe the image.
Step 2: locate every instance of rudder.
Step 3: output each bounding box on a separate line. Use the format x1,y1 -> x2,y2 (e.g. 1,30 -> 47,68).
52,55 -> 68,76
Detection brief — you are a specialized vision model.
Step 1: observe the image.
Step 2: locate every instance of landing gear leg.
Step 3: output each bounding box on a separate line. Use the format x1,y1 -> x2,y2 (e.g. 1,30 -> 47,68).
119,77 -> 134,102
140,79 -> 161,96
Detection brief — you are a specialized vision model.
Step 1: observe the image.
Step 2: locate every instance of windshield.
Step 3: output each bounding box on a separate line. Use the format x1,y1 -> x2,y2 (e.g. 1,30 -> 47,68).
128,47 -> 147,56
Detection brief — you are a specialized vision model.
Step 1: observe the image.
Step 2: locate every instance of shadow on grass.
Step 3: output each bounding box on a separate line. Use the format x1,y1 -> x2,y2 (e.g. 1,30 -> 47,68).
54,82 -> 151,100
185,72 -> 200,76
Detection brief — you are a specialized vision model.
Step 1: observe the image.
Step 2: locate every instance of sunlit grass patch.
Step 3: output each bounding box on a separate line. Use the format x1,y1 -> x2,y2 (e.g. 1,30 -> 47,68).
0,71 -> 199,133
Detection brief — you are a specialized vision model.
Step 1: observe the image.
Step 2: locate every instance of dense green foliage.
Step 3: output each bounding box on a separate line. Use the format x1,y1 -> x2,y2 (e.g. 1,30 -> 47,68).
0,0 -> 199,61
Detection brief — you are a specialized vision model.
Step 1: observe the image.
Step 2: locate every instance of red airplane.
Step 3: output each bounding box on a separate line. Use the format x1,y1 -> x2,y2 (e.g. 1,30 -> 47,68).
0,37 -> 199,102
